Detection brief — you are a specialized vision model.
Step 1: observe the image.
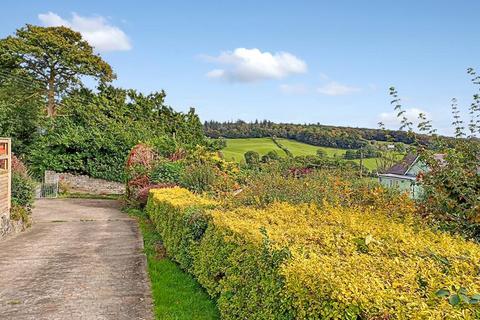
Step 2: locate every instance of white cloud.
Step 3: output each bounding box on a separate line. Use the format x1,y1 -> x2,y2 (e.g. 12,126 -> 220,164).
317,81 -> 361,96
279,84 -> 308,95
379,108 -> 430,129
204,48 -> 307,82
38,12 -> 131,52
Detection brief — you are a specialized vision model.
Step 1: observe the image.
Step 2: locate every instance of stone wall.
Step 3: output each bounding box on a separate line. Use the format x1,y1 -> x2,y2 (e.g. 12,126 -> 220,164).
45,171 -> 125,195
1,212 -> 25,240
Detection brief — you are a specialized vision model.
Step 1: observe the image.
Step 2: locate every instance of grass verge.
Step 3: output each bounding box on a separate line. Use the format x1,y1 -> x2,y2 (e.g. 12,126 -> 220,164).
126,208 -> 220,320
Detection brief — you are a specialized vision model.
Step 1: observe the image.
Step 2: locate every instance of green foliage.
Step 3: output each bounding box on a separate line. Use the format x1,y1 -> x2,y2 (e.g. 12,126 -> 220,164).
221,138 -> 381,171
148,136 -> 178,158
27,85 -> 205,182
0,24 -> 114,117
344,149 -> 356,159
205,138 -> 226,152
204,120 -> 429,149
0,71 -> 44,156
419,141 -> 480,239
1,25 -> 205,181
344,145 -> 380,160
11,171 -> 35,208
316,149 -> 326,158
271,136 -> 293,157
180,163 -> 219,193
261,150 -> 281,163
436,286 -> 480,306
9,204 -> 31,227
389,70 -> 480,241
230,167 -> 413,216
243,150 -> 260,166
150,161 -> 185,184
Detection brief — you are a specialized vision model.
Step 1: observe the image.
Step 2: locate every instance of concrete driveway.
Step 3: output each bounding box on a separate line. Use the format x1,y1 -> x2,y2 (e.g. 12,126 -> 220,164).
0,199 -> 153,320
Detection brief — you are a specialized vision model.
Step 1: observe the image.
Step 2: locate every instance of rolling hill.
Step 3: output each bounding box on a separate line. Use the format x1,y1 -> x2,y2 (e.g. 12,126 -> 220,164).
221,138 -> 380,170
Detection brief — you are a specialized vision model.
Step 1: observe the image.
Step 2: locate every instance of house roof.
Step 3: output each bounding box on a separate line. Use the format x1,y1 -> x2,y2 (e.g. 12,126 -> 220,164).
384,153 -> 418,175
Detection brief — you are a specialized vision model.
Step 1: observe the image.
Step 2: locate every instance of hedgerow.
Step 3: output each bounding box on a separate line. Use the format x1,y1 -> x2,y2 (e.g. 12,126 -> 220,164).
147,188 -> 217,272
27,85 -> 205,182
146,187 -> 480,319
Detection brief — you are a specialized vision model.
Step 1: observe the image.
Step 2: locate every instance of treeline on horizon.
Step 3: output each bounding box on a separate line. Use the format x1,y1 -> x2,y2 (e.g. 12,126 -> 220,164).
204,120 -> 434,149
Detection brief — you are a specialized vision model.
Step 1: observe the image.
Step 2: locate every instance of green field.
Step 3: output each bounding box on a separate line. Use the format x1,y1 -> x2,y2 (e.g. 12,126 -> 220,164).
221,137 -> 380,170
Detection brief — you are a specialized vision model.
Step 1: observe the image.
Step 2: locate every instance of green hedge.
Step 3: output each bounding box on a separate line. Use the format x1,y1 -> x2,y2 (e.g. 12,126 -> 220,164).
145,190 -> 293,319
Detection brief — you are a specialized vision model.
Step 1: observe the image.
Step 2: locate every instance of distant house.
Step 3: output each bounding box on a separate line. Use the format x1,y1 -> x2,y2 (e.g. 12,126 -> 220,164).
378,153 -> 430,199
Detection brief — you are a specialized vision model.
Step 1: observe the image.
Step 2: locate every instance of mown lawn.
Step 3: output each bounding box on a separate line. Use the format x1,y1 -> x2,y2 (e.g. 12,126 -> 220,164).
127,209 -> 220,320
221,137 -> 379,170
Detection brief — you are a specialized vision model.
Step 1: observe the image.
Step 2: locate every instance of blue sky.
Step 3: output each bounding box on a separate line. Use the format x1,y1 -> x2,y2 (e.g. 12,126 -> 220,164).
1,1 -> 479,134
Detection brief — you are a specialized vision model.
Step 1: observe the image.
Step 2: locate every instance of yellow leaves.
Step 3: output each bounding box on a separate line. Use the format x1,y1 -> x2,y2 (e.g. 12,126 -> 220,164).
149,186 -> 217,208
149,187 -> 480,319
214,202 -> 480,318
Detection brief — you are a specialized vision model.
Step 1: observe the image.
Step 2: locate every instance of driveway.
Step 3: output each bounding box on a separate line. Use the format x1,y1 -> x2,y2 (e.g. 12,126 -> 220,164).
0,199 -> 153,320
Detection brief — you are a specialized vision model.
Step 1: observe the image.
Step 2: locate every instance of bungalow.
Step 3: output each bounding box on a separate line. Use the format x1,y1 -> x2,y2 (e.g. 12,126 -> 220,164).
378,153 -> 433,199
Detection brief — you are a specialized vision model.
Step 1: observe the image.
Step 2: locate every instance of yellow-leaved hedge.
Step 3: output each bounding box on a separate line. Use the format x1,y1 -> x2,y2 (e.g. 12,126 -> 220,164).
146,187 -> 480,319
149,186 -> 217,208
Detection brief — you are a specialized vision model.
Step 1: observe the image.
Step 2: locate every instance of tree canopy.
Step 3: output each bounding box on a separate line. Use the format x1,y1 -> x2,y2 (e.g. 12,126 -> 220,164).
0,24 -> 114,117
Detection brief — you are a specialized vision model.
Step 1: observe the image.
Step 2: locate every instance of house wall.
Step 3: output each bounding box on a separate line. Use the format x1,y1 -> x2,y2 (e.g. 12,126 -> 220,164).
379,176 -> 422,199
406,161 -> 429,177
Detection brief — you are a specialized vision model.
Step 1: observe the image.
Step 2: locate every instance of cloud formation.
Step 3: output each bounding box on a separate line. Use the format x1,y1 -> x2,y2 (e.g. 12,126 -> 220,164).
205,48 -> 307,82
379,108 -> 430,129
38,12 -> 131,52
317,81 -> 361,96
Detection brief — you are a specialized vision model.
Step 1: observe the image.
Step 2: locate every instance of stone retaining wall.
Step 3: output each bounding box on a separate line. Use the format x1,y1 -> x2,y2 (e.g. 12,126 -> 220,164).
45,171 -> 125,195
1,212 -> 25,240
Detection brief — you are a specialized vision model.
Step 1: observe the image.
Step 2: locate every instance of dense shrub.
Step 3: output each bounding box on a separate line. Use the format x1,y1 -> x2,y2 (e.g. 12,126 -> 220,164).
180,163 -> 219,193
147,187 -> 480,319
418,141 -> 480,240
9,155 -> 35,227
125,143 -> 239,207
244,150 -> 260,166
148,135 -> 179,158
28,85 -> 205,181
11,155 -> 35,209
231,168 -> 414,217
146,188 -> 292,319
149,161 -> 185,184
9,204 -> 31,227
261,150 -> 281,163
11,172 -> 35,208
